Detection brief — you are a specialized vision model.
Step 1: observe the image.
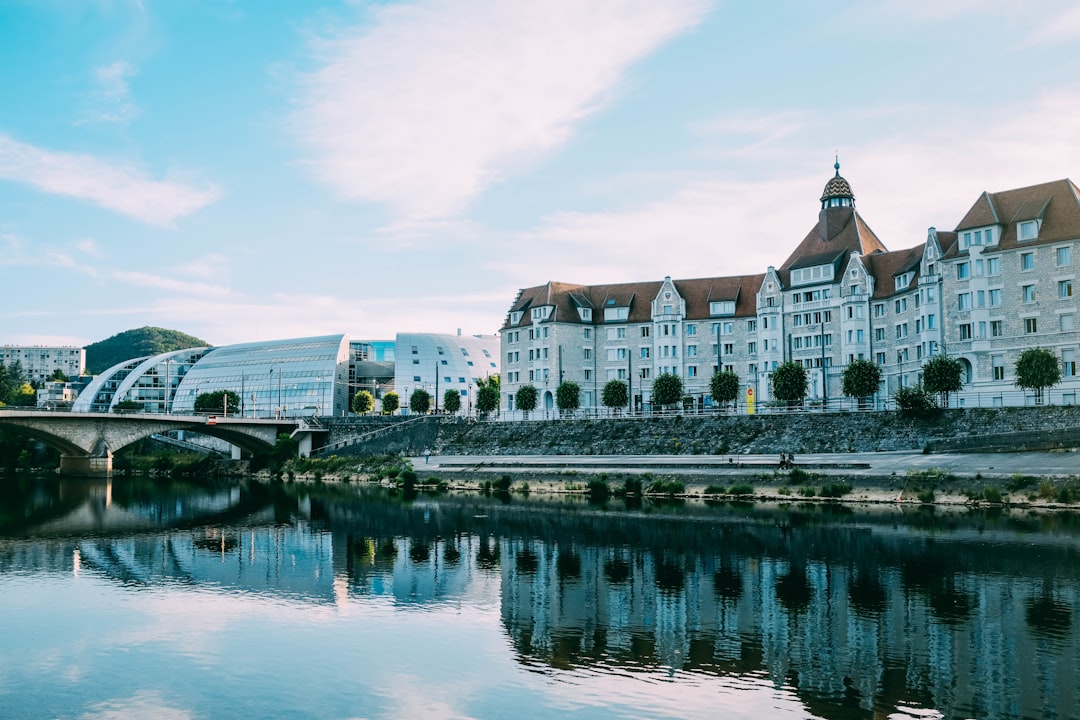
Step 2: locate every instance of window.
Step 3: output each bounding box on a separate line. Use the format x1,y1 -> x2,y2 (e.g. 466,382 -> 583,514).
687,345 -> 697,357
987,257 -> 1000,276
790,264 -> 835,285
978,321 -> 987,338
640,367 -> 651,379
992,355 -> 1005,381
641,347 -> 650,359
1059,280 -> 1074,298
583,328 -> 591,339
895,298 -> 907,313
1023,285 -> 1036,303
579,308 -> 592,321
958,293 -> 972,311
989,289 -> 1002,307
583,348 -> 592,360
959,324 -> 972,340
687,366 -> 698,378
413,375 -> 421,382
991,320 -> 1004,337
874,303 -> 885,318
875,327 -> 885,341
603,306 -> 629,321
1064,350 -> 1077,377
1025,317 -> 1038,334
876,352 -> 886,365
641,326 -> 650,338
895,323 -> 908,339
746,320 -> 757,332
747,341 -> 757,354
709,301 -> 736,316
957,263 -> 970,280
1021,252 -> 1035,271
1019,220 -> 1038,241
1057,246 -> 1072,266
723,343 -> 734,355
583,369 -> 592,381
894,272 -> 912,290
1060,314 -> 1075,332
607,327 -> 627,340
686,324 -> 696,336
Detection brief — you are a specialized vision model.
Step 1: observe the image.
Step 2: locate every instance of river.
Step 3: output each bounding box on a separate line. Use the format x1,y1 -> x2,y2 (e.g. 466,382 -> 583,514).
0,473 -> 1077,719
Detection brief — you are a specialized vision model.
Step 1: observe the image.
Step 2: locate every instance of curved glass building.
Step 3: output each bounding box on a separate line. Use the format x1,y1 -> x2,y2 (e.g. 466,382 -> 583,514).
171,334 -> 350,418
71,356 -> 151,413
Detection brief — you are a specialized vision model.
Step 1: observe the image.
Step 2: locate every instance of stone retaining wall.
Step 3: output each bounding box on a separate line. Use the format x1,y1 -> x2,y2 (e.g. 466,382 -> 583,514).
321,406 -> 1080,457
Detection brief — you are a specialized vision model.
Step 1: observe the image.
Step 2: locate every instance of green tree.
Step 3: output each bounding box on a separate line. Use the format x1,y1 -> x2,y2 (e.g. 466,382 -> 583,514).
443,389 -> 461,413
556,381 -> 580,414
0,364 -> 11,405
10,383 -> 36,407
381,391 -> 400,414
922,355 -> 964,408
351,390 -> 374,414
409,388 -> 431,414
1015,347 -> 1062,405
47,368 -> 68,382
601,379 -> 628,412
841,359 -> 882,408
772,361 -> 808,407
516,384 -> 538,417
475,375 -> 500,416
709,371 -> 740,408
652,372 -> 684,409
195,390 -> 240,414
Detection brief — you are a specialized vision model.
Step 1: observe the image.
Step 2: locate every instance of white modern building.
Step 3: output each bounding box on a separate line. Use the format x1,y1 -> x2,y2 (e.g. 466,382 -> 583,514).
394,332 -> 500,413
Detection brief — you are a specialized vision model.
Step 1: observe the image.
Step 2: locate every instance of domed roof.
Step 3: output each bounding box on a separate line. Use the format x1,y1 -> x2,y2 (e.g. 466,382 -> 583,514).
820,160 -> 855,203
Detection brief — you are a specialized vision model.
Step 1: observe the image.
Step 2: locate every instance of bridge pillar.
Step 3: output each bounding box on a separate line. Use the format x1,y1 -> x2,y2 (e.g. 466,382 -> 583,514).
60,454 -> 113,477
297,433 -> 313,458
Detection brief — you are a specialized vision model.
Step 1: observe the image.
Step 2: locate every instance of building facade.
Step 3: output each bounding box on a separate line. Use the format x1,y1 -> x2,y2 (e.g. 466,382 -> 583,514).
0,345 -> 86,384
394,332 -> 500,414
501,168 -> 1080,412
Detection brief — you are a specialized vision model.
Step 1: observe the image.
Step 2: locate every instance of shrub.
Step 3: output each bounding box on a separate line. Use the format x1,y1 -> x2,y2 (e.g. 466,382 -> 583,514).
588,479 -> 611,503
917,489 -> 935,504
819,481 -> 852,498
983,486 -> 1002,504
646,479 -> 685,496
894,385 -> 938,416
728,483 -> 754,496
703,484 -> 727,495
799,485 -> 816,497
622,477 -> 642,496
788,467 -> 812,484
493,475 -> 512,492
1057,486 -> 1073,504
1008,474 -> 1038,492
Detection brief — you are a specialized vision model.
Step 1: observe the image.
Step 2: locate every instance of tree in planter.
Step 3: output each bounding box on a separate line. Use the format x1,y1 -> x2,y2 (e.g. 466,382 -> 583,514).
381,391 -> 400,414
841,359 -> 882,409
47,368 -> 68,382
652,373 -> 684,410
556,381 -> 581,414
515,384 -> 538,417
1015,347 -> 1061,405
602,380 -> 628,413
351,390 -> 374,415
195,390 -> 240,414
921,355 -> 964,408
709,371 -> 740,410
475,375 -> 500,416
409,388 -> 432,414
443,389 -> 461,414
771,361 -> 808,408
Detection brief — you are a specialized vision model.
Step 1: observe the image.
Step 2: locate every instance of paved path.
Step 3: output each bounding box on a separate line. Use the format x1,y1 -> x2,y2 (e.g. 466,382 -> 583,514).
411,450 -> 1080,479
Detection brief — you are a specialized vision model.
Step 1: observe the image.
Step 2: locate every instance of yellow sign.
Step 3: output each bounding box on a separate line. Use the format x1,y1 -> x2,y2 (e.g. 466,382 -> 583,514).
746,387 -> 755,415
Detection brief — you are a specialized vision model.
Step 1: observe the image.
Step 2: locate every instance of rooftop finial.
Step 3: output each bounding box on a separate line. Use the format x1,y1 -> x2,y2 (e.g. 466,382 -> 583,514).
834,152 -> 840,176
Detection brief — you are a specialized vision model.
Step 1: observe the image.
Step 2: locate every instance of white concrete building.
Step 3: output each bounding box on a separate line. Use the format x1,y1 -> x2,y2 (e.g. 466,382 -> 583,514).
394,332 -> 500,413
0,345 -> 85,384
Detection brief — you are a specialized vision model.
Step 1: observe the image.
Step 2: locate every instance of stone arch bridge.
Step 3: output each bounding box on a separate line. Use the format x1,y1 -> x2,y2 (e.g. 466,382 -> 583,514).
0,411 -> 325,476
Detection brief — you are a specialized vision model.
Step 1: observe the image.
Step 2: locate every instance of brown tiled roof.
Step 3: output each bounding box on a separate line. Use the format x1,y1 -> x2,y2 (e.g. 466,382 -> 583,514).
777,207 -> 888,284
953,179 -> 1080,250
674,273 -> 766,318
864,244 -> 925,299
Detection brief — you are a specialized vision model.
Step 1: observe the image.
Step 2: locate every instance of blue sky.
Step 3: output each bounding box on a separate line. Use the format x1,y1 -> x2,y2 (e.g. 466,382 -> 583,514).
3,0 -> 1080,348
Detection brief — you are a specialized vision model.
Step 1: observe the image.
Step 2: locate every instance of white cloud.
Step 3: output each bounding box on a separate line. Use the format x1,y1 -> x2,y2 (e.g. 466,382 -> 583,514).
293,0 -> 713,220
499,86 -> 1080,289
0,134 -> 221,225
79,690 -> 194,720
76,238 -> 104,258
1024,4 -> 1080,46
83,60 -> 140,124
111,270 -> 239,298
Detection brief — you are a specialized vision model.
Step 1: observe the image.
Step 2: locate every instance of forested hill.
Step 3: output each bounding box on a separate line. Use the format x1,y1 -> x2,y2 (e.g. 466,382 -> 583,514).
86,327 -> 211,374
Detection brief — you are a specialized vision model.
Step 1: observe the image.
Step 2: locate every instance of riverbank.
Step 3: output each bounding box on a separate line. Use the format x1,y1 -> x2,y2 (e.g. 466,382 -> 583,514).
262,448 -> 1080,510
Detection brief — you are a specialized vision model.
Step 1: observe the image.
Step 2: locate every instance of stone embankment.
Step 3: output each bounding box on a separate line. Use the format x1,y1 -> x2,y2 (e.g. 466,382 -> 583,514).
322,406 -> 1080,458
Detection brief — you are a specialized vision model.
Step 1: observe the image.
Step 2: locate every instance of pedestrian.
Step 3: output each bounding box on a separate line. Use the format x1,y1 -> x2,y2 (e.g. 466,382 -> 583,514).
424,448 -> 430,464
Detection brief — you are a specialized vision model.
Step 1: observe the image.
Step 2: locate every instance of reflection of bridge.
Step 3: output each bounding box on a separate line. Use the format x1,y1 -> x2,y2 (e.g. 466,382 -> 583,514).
0,411 -> 325,475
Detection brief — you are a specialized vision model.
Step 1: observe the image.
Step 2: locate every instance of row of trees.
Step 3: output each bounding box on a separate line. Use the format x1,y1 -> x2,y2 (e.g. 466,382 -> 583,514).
0,362 -> 37,407
343,347 -> 1065,417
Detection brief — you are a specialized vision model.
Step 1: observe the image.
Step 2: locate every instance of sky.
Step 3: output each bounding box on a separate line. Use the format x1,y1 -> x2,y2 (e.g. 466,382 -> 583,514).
2,0 -> 1080,349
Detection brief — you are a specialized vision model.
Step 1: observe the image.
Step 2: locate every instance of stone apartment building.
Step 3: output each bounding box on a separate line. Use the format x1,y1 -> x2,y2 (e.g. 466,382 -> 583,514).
500,165 -> 1080,412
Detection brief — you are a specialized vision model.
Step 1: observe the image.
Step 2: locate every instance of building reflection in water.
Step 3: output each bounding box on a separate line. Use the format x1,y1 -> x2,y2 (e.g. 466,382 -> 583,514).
1,478 -> 1078,719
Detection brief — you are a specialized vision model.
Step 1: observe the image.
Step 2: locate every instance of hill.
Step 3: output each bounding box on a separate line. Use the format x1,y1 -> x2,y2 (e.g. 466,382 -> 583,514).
85,327 -> 212,374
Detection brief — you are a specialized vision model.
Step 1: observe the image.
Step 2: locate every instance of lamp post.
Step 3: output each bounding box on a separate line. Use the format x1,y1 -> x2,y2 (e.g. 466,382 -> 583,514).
163,359 -> 174,415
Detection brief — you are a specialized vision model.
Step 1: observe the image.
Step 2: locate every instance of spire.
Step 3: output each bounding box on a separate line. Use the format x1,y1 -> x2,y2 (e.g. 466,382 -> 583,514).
834,152 -> 840,176
820,157 -> 854,209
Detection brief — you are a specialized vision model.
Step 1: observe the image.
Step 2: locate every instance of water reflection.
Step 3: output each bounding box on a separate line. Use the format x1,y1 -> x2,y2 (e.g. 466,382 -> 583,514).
1,474 -> 1078,719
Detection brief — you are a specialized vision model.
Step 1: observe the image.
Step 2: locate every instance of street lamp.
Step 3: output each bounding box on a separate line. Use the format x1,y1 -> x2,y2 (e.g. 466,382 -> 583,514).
162,358 -> 174,415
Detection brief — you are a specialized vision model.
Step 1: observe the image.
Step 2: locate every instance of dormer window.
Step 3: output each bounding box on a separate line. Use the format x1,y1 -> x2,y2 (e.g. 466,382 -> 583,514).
530,306 -> 552,321
603,306 -> 629,321
578,307 -> 592,322
894,272 -> 912,291
509,311 -> 523,325
709,301 -> 735,316
1019,221 -> 1038,241
790,264 -> 835,285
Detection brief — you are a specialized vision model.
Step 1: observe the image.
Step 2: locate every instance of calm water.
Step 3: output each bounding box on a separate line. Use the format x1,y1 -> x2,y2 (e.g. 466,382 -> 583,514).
1,475 -> 1078,720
